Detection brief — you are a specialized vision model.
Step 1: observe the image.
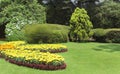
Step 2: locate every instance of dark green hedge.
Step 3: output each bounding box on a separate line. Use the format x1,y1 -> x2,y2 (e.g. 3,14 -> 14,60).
23,24 -> 69,44
93,28 -> 120,43
106,30 -> 120,43
93,28 -> 107,42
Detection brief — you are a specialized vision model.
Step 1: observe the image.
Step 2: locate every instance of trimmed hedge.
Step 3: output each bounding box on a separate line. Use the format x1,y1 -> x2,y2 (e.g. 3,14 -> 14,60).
106,30 -> 120,43
93,28 -> 107,42
93,28 -> 120,43
23,24 -> 69,44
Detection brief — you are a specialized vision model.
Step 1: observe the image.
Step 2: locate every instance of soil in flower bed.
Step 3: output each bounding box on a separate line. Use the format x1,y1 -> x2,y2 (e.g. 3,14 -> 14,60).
40,49 -> 68,53
5,58 -> 66,70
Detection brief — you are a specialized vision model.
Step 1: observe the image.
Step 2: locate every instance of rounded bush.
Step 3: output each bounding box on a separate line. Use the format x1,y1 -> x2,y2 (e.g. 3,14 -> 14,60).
106,30 -> 120,43
93,28 -> 120,43
23,24 -> 69,44
93,28 -> 107,42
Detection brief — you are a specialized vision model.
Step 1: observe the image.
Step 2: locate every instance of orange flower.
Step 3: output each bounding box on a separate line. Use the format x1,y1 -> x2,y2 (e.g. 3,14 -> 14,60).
0,44 -> 14,50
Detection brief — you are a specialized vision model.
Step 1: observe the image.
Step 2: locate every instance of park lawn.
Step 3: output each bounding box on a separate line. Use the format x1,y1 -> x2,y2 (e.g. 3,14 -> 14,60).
0,41 -> 120,74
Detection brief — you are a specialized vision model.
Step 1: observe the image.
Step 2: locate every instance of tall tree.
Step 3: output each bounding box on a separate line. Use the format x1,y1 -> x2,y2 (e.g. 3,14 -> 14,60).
40,0 -> 99,25
45,0 -> 75,25
92,1 -> 120,28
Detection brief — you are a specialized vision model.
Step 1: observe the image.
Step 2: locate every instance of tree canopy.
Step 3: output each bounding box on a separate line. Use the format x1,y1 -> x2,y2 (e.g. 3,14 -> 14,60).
0,0 -> 46,40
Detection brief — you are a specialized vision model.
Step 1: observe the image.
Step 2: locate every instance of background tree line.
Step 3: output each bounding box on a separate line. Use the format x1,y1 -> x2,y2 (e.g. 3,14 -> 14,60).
38,0 -> 120,28
0,0 -> 120,28
0,0 -> 120,39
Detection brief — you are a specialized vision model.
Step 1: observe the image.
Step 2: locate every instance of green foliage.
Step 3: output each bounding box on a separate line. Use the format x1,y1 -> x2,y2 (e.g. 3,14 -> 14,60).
13,0 -> 38,4
45,0 -> 74,25
93,28 -> 120,43
93,1 -> 120,28
23,24 -> 69,44
93,28 -> 107,42
106,30 -> 120,43
0,0 -> 11,11
69,7 -> 93,42
0,1 -> 46,41
41,0 -> 99,25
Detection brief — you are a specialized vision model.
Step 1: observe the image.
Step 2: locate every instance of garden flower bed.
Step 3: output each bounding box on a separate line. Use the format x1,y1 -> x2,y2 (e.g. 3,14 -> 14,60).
1,41 -> 68,53
0,41 -> 67,70
17,44 -> 67,53
1,50 -> 66,70
2,41 -> 27,47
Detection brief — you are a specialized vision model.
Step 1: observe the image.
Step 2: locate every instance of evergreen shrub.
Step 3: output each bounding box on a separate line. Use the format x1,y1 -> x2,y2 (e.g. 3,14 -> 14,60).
69,7 -> 93,42
23,24 -> 69,44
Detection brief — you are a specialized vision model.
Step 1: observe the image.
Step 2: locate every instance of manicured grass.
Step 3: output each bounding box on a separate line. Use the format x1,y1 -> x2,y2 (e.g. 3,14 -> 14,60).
0,41 -> 120,74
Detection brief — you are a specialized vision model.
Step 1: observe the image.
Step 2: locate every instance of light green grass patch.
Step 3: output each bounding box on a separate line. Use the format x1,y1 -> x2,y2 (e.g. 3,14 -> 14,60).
0,42 -> 120,74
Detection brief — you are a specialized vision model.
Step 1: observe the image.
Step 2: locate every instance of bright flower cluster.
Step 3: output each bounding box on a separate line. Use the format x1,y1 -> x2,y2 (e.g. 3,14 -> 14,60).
0,44 -> 14,50
1,49 -> 64,65
0,41 -> 67,70
1,41 -> 67,53
2,41 -> 26,47
0,41 -> 26,51
17,44 -> 67,52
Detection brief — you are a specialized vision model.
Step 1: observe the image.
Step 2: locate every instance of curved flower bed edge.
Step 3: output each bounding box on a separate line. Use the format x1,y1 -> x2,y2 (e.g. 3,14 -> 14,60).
5,58 -> 66,70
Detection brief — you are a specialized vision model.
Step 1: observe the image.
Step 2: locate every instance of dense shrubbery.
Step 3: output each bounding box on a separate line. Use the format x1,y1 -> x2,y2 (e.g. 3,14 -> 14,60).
106,30 -> 120,43
0,0 -> 46,41
93,28 -> 120,43
69,7 -> 93,42
93,29 -> 107,42
23,24 -> 69,44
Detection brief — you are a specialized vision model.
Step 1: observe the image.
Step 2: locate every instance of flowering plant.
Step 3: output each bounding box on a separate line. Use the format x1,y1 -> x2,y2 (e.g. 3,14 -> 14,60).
17,44 -> 67,53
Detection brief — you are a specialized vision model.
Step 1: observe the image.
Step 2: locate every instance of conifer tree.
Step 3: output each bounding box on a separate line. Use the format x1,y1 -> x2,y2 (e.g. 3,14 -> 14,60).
69,7 -> 93,41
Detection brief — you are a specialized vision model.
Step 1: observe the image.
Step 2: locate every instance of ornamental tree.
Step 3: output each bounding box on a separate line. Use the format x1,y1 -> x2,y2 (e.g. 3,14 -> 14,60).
69,7 -> 93,42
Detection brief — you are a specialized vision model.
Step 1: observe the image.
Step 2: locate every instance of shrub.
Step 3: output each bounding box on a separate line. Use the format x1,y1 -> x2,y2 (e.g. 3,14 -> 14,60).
69,7 -> 93,42
23,24 -> 69,44
93,28 -> 120,43
93,28 -> 107,42
0,1 -> 46,41
106,30 -> 120,43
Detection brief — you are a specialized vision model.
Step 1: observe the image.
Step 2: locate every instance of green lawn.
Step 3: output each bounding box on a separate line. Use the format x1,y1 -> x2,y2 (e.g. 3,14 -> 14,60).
0,41 -> 120,74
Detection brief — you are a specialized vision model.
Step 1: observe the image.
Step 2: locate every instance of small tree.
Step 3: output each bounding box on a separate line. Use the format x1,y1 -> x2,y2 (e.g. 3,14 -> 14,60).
69,7 -> 93,42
